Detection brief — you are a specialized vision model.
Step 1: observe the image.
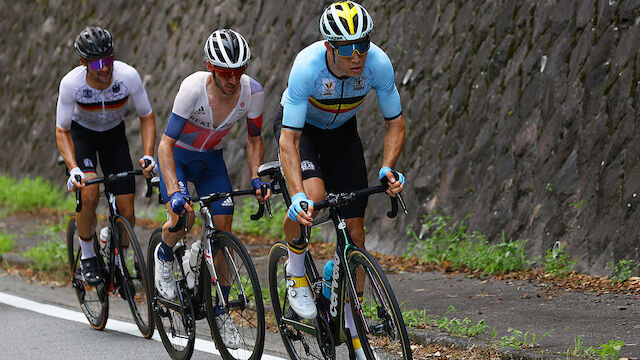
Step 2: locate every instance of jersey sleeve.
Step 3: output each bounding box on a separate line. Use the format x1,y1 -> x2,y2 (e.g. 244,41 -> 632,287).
371,49 -> 403,121
247,77 -> 264,137
122,64 -> 153,117
171,76 -> 199,120
281,54 -> 314,131
55,76 -> 76,130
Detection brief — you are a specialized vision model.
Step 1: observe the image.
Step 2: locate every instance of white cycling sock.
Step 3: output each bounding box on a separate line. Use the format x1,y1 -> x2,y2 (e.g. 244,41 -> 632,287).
79,235 -> 96,260
286,242 -> 307,277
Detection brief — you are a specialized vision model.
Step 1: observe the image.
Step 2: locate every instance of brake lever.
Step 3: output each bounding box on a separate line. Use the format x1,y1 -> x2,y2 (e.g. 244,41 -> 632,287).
168,212 -> 189,233
297,201 -> 310,245
261,183 -> 272,218
143,159 -> 152,198
74,175 -> 82,212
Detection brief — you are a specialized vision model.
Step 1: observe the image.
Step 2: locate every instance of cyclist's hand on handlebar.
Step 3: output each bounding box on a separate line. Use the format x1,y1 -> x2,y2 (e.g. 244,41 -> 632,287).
139,155 -> 158,178
67,167 -> 85,191
289,192 -> 314,226
379,166 -> 405,197
251,178 -> 272,203
169,191 -> 192,216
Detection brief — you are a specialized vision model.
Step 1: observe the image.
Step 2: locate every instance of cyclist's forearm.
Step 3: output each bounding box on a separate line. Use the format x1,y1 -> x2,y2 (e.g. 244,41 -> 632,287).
246,134 -> 264,179
381,115 -> 406,169
158,135 -> 180,195
56,126 -> 78,169
280,130 -> 305,195
139,112 -> 157,156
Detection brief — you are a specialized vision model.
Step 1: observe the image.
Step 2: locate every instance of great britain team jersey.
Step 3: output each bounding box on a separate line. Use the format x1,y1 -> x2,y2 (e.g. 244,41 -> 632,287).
164,72 -> 264,152
56,61 -> 152,132
281,41 -> 402,131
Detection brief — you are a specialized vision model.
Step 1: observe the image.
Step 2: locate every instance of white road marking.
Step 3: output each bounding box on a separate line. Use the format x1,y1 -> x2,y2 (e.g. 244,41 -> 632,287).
0,291 -> 284,360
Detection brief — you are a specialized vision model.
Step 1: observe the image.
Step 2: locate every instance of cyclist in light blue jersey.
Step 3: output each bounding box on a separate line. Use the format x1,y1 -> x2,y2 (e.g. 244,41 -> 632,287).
274,2 -> 406,359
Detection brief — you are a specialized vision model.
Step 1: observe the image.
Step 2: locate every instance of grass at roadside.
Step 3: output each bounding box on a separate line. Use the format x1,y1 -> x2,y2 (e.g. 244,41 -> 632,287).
0,175 -> 74,213
0,231 -> 16,256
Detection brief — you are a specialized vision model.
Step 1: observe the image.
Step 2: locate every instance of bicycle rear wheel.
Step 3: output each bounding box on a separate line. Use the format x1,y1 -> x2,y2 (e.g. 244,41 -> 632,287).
346,248 -> 412,360
148,229 -> 195,360
66,216 -> 109,330
204,231 -> 265,360
267,241 -> 334,360
113,216 -> 153,338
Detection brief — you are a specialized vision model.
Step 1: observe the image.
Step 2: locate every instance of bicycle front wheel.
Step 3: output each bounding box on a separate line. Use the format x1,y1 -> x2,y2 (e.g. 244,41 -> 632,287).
66,216 -> 109,330
204,231 -> 265,360
113,216 -> 153,338
267,241 -> 333,360
148,229 -> 195,360
347,248 -> 413,360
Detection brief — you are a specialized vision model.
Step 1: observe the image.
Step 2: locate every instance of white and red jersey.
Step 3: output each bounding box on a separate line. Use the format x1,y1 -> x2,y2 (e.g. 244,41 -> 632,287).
164,71 -> 264,152
56,61 -> 152,132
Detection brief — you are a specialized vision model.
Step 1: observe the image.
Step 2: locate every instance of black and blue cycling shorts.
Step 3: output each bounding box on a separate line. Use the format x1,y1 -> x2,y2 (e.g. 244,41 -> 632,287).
158,147 -> 234,215
274,105 -> 368,219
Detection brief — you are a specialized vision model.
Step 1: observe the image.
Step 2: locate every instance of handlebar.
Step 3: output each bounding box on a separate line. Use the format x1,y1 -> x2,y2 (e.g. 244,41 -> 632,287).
74,169 -> 151,212
168,187 -> 271,233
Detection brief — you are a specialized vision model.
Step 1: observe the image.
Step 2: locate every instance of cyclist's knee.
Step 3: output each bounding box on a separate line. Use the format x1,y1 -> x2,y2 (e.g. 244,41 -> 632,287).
81,191 -> 99,210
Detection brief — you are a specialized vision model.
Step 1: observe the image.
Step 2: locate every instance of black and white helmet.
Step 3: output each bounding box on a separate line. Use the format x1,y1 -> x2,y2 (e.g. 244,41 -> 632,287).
319,1 -> 374,42
74,26 -> 113,59
204,29 -> 251,68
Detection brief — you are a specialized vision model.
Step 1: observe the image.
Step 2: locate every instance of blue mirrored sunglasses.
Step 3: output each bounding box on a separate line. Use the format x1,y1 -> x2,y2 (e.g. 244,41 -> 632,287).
330,39 -> 370,57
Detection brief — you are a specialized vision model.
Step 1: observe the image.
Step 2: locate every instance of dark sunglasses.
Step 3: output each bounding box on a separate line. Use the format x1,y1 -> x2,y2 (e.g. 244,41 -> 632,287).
86,55 -> 114,71
211,65 -> 247,79
330,39 -> 370,57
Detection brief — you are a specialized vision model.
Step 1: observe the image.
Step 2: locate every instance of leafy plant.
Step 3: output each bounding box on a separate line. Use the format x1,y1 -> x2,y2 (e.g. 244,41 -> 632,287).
497,327 -> 551,349
21,239 -> 67,271
233,197 -> 286,239
0,175 -> 75,212
595,340 -> 625,359
406,212 -> 530,275
606,259 -> 639,283
401,306 -> 486,337
0,232 -> 16,256
566,335 -> 596,358
536,243 -> 576,277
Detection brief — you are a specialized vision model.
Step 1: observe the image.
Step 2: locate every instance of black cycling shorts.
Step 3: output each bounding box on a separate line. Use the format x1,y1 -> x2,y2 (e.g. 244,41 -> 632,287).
71,121 -> 135,195
274,105 -> 368,219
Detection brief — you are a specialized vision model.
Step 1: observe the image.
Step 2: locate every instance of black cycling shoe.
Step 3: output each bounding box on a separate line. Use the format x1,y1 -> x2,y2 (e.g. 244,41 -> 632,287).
80,256 -> 103,286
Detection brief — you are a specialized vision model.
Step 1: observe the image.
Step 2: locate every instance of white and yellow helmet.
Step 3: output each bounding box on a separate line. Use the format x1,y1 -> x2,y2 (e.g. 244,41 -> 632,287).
319,1 -> 374,41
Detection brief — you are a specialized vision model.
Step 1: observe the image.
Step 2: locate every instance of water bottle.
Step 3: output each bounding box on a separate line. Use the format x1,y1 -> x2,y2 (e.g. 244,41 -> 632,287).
189,240 -> 201,271
99,227 -> 110,255
322,260 -> 334,299
182,252 -> 195,289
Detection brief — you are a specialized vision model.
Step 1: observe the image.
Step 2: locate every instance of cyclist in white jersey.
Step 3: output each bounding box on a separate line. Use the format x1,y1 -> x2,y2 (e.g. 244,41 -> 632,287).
56,26 -> 157,285
276,3 -> 405,359
155,29 -> 270,349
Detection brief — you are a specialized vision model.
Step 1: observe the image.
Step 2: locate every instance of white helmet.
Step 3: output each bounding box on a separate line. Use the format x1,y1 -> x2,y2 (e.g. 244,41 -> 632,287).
204,29 -> 251,68
319,1 -> 374,42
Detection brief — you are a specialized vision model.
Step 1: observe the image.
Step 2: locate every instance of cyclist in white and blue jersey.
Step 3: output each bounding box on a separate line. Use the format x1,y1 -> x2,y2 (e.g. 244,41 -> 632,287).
274,2 -> 406,359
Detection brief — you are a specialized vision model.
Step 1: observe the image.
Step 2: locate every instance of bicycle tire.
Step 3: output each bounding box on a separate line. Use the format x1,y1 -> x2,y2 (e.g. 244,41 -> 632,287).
267,241 -> 334,360
66,216 -> 109,330
204,231 -> 265,360
113,216 -> 154,338
148,228 -> 196,360
346,248 -> 413,360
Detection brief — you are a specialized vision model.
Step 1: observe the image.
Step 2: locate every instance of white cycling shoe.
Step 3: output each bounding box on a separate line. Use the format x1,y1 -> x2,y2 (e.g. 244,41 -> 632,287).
216,312 -> 241,349
286,275 -> 317,319
154,244 -> 177,300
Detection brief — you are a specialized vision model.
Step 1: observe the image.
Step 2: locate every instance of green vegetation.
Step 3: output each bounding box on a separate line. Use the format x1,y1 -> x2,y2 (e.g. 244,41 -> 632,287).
536,243 -> 576,277
407,212 -> 530,275
0,231 -> 16,256
21,239 -> 67,271
233,197 -> 286,238
496,327 -> 551,349
606,259 -> 639,283
401,306 -> 487,337
0,175 -> 75,212
566,336 -> 626,360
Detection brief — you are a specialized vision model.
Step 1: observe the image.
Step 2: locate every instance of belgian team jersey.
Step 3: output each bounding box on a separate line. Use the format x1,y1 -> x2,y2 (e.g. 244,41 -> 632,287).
164,72 -> 264,152
56,61 -> 152,132
281,41 -> 402,131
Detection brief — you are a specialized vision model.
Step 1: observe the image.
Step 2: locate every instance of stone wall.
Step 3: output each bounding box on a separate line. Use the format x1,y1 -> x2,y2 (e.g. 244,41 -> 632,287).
3,0 -> 640,273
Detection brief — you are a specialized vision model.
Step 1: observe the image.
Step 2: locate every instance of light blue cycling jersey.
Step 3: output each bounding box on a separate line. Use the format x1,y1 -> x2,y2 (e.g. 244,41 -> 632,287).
281,40 -> 402,131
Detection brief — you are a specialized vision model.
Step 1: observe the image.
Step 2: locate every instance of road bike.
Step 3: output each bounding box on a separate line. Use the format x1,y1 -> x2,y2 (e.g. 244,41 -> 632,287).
147,180 -> 268,360
259,160 -> 413,360
66,165 -> 154,338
